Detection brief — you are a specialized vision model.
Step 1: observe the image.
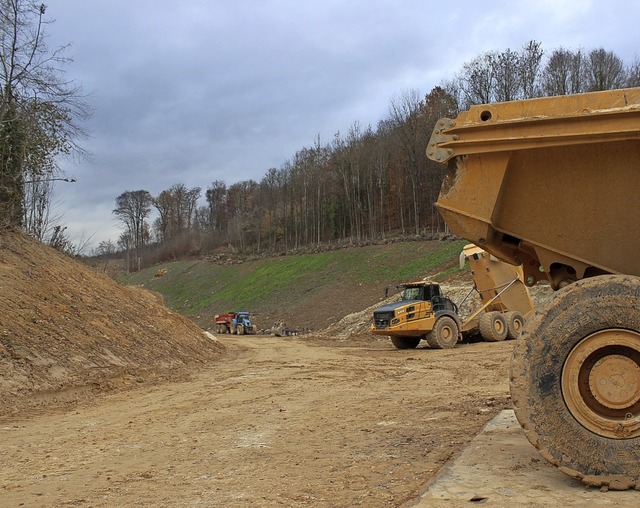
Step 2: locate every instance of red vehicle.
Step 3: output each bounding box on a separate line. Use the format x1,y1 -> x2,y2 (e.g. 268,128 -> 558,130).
214,312 -> 257,335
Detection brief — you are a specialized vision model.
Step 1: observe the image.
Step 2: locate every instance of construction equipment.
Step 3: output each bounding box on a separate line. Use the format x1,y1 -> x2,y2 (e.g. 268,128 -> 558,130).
214,312 -> 257,335
427,87 -> 640,489
371,244 -> 533,349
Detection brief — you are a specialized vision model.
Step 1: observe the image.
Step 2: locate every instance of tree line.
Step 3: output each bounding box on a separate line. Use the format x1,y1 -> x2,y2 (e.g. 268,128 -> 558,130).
107,41 -> 640,265
0,8 -> 637,261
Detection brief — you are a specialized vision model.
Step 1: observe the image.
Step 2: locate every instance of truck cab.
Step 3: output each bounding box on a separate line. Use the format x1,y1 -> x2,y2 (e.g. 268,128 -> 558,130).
372,281 -> 458,339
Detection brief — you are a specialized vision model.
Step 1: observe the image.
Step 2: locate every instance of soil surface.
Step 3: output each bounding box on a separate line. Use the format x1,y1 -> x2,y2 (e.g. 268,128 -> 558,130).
0,228 -> 556,506
1,334 -> 514,507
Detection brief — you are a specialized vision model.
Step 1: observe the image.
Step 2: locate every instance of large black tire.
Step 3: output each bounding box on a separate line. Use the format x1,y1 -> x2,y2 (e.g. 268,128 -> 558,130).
510,275 -> 640,490
479,312 -> 508,342
425,316 -> 459,349
390,336 -> 421,349
505,311 -> 525,339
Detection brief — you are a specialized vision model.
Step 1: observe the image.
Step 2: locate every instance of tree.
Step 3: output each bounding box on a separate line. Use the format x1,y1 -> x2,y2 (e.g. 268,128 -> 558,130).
585,48 -> 626,91
388,89 -> 432,235
0,1 -> 89,226
540,48 -> 584,96
493,48 -> 521,102
459,51 -> 496,107
112,190 -> 152,252
205,180 -> 227,233
627,55 -> 640,87
151,183 -> 201,244
94,239 -> 116,256
519,40 -> 544,99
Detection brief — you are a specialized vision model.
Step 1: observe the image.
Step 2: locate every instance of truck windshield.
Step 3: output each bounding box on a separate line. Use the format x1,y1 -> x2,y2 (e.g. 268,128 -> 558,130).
402,287 -> 420,301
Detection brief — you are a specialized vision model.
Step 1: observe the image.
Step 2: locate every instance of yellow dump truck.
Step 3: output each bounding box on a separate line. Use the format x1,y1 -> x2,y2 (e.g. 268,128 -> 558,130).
427,87 -> 640,490
371,244 -> 533,349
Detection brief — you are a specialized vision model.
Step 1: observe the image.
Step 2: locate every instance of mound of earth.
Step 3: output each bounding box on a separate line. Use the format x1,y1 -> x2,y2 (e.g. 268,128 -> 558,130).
0,228 -> 224,419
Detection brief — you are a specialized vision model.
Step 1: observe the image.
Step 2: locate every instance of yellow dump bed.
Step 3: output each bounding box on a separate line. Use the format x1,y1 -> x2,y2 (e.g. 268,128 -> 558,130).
428,88 -> 640,289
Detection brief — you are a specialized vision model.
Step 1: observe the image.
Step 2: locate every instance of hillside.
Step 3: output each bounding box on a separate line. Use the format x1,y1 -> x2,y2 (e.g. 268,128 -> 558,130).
0,228 -> 225,419
0,232 -> 471,415
121,238 -> 469,333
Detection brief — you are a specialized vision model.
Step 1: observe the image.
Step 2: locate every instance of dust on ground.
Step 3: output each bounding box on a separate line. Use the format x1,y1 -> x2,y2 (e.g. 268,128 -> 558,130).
1,228 -> 555,506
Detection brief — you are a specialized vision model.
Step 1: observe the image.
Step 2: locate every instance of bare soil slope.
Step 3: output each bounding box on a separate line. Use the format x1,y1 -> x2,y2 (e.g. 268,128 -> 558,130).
0,228 -> 572,507
0,228 -> 224,419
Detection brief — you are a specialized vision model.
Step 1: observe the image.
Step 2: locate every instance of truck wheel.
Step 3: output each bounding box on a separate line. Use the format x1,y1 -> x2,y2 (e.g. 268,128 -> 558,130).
510,275 -> 640,490
479,312 -> 508,342
390,336 -> 421,349
237,324 -> 245,335
425,316 -> 459,349
505,311 -> 525,339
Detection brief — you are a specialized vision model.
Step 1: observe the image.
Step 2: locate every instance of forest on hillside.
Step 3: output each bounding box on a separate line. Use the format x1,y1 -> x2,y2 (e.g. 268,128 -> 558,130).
104,41 -> 640,264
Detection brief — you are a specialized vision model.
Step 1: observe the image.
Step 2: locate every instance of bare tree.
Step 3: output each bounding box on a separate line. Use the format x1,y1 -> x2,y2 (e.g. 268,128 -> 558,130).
540,48 -> 579,96
206,180 -> 227,233
113,190 -> 153,252
94,239 -> 116,256
519,40 -> 544,98
493,48 -> 521,102
459,52 -> 496,107
388,89 -> 432,235
585,48 -> 626,91
626,55 -> 640,87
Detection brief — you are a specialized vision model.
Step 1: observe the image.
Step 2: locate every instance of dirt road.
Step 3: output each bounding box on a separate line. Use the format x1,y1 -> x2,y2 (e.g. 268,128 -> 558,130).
0,334 -> 513,507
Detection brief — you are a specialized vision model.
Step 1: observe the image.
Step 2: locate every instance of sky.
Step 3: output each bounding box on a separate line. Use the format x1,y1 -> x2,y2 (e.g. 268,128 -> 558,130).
42,0 -> 639,250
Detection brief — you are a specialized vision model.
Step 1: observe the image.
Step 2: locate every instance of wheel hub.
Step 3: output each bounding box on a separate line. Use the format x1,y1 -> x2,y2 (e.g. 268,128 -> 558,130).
588,354 -> 640,410
562,329 -> 640,439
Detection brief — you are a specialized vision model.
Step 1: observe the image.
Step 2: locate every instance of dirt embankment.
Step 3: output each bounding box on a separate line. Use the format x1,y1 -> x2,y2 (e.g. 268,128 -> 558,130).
0,229 -> 224,418
0,228 -> 562,506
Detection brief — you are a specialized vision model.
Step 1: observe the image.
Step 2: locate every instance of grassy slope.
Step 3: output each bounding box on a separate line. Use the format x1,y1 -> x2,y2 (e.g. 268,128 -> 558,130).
122,239 -> 467,331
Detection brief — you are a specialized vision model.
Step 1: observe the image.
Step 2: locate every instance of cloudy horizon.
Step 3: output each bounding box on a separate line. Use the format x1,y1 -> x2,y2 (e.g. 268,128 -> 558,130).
42,0 -> 639,250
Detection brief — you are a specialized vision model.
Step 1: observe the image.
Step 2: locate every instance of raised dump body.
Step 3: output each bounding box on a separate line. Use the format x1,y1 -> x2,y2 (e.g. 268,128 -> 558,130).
460,244 -> 533,318
429,87 -> 640,290
427,87 -> 640,490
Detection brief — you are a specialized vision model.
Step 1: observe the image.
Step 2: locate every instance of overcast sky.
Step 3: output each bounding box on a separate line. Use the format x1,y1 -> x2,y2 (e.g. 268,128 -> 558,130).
45,0 -> 638,249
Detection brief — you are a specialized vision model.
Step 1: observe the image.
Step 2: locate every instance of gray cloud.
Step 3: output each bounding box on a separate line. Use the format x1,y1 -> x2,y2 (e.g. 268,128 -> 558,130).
45,0 -> 639,248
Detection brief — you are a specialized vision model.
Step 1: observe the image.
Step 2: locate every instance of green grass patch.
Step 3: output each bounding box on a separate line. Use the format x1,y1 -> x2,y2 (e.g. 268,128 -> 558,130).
120,239 -> 468,320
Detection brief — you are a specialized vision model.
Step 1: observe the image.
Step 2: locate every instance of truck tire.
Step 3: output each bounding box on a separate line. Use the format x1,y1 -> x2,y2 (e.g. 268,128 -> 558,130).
425,316 -> 459,349
510,275 -> 640,490
479,312 -> 508,342
237,324 -> 245,335
505,311 -> 525,339
390,336 -> 421,349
